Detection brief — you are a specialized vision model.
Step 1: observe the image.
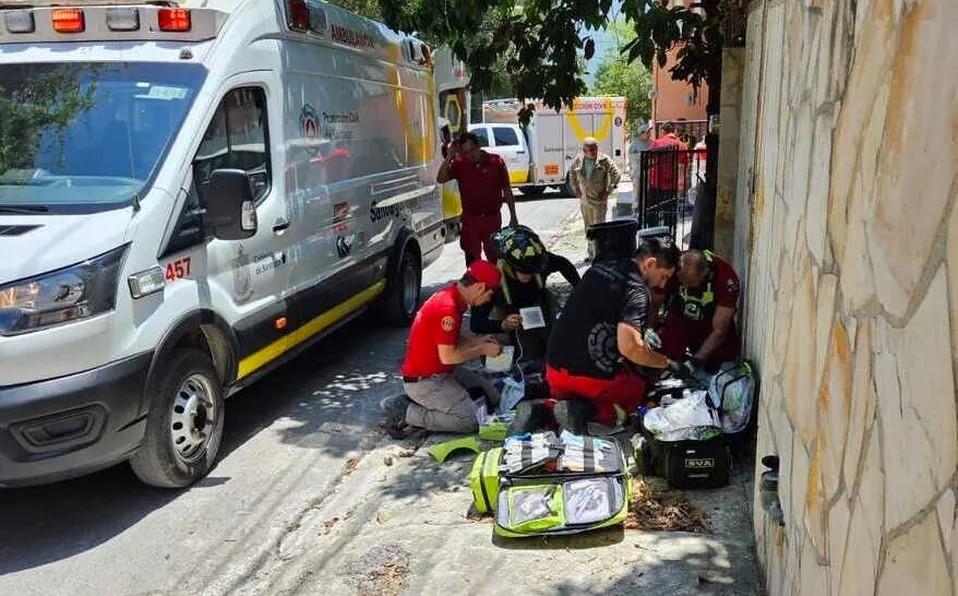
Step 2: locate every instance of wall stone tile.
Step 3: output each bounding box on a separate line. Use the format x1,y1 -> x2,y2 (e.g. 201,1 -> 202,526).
947,204 -> 958,374
867,0 -> 958,319
805,111 -> 835,267
818,318 -> 852,501
827,497 -> 852,592
936,489 -> 955,560
789,435 -> 811,531
876,511 -> 952,596
874,270 -> 957,530
815,274 -> 840,390
827,0 -> 895,266
842,319 -> 877,487
837,430 -> 882,596
784,256 -> 820,444
799,535 -> 830,595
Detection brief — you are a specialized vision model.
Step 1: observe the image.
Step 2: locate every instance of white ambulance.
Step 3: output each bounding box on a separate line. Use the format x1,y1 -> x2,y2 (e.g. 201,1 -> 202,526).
0,0 -> 444,487
474,96 -> 628,195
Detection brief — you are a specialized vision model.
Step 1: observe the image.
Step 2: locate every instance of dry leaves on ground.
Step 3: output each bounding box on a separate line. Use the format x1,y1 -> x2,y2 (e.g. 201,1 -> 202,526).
347,545 -> 410,596
624,477 -> 714,533
342,458 -> 359,476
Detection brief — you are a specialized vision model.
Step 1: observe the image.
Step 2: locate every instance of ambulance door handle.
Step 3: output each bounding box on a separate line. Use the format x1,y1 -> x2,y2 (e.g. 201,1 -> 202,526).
272,219 -> 290,234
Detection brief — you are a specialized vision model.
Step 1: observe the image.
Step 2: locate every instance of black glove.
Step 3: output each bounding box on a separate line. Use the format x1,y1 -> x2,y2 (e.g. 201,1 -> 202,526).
666,359 -> 696,380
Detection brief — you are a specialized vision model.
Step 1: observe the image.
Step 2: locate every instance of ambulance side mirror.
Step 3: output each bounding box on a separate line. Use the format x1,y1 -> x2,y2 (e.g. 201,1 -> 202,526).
206,169 -> 257,240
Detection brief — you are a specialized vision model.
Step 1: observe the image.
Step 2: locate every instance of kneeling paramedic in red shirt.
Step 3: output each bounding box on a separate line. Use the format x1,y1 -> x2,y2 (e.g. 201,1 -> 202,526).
381,260 -> 504,438
654,249 -> 741,373
543,237 -> 688,433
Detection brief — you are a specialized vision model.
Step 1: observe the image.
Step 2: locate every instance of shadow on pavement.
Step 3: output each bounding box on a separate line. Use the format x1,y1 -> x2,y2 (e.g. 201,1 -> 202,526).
492,527 -> 626,550
547,537 -> 750,596
0,465 -> 180,575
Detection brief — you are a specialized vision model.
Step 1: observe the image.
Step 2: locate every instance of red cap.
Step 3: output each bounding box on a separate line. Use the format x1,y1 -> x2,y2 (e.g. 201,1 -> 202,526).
466,260 -> 501,290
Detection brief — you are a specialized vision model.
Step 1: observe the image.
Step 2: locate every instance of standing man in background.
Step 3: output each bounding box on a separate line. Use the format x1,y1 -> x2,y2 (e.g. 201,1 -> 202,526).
437,132 -> 519,265
628,123 -> 653,214
570,137 -> 621,261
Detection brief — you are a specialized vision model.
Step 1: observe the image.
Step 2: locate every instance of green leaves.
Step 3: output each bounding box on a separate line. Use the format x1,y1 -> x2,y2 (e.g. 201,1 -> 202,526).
373,0 -> 741,112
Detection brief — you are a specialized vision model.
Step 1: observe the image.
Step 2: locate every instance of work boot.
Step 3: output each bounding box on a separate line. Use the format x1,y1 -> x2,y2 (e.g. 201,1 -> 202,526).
380,394 -> 411,439
553,399 -> 596,436
507,399 -> 551,436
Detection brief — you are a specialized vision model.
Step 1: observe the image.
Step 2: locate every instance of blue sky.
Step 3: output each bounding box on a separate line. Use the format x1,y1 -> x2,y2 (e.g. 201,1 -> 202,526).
582,0 -> 628,87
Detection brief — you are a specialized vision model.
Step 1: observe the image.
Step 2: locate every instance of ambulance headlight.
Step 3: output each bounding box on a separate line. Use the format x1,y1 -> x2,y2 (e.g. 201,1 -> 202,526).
0,246 -> 128,336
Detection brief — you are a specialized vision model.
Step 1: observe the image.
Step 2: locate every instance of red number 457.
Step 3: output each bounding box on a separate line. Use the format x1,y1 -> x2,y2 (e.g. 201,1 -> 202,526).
164,257 -> 192,281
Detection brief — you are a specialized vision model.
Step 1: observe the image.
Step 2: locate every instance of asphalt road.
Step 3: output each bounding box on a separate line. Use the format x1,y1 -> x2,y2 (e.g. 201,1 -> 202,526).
0,193 -> 586,596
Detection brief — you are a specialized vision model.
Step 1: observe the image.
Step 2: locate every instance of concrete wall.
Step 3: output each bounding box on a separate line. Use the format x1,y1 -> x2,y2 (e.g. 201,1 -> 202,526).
737,0 -> 958,594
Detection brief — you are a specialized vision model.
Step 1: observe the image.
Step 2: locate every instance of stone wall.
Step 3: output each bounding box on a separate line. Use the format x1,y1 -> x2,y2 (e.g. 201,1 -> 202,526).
736,0 -> 958,594
714,48 -> 746,260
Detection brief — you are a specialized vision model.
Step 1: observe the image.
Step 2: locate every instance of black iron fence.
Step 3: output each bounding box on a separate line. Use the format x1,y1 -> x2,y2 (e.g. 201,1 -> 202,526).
634,148 -> 707,246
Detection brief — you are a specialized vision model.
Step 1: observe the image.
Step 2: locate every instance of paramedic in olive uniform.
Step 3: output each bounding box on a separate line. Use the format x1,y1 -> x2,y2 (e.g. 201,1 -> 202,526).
656,249 -> 741,371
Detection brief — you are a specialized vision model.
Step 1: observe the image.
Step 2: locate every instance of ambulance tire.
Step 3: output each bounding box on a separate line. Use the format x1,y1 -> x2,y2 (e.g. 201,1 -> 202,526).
521,185 -> 547,197
561,173 -> 576,198
382,246 -> 421,326
130,349 -> 224,488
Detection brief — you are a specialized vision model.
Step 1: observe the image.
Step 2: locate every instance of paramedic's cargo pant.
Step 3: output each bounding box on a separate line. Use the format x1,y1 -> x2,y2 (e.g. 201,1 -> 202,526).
404,367 -> 499,433
460,212 -> 501,265
545,365 -> 647,426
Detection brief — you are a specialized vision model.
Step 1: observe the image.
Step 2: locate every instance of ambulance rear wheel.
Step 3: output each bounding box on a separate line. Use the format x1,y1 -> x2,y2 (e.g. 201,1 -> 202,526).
383,247 -> 421,326
522,185 -> 547,197
130,349 -> 224,488
561,173 -> 576,198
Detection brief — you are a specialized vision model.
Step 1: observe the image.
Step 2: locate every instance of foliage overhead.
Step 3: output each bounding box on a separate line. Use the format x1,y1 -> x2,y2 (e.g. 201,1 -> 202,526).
328,0 -> 383,22
378,0 -> 615,111
590,19 -> 652,128
374,0 -> 747,112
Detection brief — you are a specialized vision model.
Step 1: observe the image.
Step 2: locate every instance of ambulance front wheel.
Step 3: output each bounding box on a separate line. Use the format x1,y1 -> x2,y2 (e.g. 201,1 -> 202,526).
130,349 -> 225,488
382,246 -> 421,326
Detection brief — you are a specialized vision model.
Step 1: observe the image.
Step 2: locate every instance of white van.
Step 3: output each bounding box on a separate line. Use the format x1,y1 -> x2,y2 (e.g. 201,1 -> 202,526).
0,0 -> 444,487
474,96 -> 628,195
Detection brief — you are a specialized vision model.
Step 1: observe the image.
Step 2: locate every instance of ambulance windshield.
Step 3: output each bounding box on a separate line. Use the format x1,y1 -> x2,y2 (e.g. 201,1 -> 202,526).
0,62 -> 205,211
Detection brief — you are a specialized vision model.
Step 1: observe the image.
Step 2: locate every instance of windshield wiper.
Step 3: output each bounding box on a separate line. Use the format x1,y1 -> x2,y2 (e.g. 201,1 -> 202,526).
0,205 -> 50,214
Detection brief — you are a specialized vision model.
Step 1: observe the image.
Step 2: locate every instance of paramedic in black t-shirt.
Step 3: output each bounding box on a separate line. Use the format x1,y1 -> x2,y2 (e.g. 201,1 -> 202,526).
545,237 -> 683,430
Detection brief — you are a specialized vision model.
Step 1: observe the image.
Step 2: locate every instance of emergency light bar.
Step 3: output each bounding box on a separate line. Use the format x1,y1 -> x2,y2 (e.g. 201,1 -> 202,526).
0,1 -> 182,6
0,1 -> 223,43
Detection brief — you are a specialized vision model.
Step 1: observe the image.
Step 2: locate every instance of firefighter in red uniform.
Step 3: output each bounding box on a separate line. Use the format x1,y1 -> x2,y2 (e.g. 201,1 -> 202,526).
381,260 -> 504,438
437,132 -> 519,265
655,249 -> 741,372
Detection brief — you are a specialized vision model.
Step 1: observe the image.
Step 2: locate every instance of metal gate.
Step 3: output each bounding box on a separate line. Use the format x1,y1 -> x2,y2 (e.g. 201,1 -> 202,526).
634,148 -> 707,246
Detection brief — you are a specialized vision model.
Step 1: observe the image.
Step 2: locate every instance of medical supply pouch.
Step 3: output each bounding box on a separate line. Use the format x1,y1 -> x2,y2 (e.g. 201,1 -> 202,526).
470,447 -> 503,514
487,432 -> 630,538
707,360 -> 757,438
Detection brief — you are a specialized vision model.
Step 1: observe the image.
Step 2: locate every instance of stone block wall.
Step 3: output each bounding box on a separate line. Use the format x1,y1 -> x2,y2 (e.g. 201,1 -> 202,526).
736,0 -> 958,594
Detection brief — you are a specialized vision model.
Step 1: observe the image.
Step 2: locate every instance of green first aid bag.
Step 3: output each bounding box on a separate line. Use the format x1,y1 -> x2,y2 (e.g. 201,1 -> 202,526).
471,433 -> 631,537
469,447 -> 503,514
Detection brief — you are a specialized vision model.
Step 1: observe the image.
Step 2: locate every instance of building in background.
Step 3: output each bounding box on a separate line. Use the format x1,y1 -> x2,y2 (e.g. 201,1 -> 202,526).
650,0 -> 708,143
